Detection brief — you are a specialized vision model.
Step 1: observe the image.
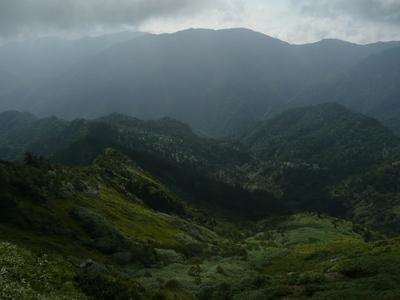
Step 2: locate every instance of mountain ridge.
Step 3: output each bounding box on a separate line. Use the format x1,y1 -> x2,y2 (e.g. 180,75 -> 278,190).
2,28 -> 400,136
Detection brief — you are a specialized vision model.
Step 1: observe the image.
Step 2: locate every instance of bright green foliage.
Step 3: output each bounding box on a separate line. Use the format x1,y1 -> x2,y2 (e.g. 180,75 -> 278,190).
0,149 -> 220,269
3,186 -> 400,300
0,242 -> 86,300
0,242 -> 190,300
133,213 -> 400,299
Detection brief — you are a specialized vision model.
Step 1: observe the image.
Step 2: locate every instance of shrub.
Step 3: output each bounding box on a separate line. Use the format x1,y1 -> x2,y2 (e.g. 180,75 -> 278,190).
0,242 -> 85,299
188,265 -> 202,277
197,281 -> 231,300
216,265 -> 226,275
296,272 -> 325,285
68,206 -> 133,254
263,285 -> 293,299
304,250 -> 330,261
164,279 -> 180,289
193,277 -> 202,285
334,256 -> 385,278
74,270 -> 143,300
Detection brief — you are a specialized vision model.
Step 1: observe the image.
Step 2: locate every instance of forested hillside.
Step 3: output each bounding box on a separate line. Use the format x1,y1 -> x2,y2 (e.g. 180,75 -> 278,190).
2,103 -> 400,228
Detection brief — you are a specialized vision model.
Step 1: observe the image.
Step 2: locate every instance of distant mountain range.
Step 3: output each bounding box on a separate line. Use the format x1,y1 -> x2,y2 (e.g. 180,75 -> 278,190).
0,28 -> 399,136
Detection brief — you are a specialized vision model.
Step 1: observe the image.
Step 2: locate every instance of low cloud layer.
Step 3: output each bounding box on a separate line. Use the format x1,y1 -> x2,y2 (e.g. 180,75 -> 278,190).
294,0 -> 400,24
282,0 -> 400,43
0,0 -> 216,38
0,0 -> 399,44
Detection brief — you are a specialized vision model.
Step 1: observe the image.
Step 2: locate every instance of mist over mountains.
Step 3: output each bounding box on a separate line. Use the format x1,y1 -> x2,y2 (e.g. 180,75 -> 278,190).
1,28 -> 400,136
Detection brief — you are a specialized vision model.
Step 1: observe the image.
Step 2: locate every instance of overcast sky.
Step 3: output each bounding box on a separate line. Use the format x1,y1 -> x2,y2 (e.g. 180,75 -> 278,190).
1,0 -> 399,45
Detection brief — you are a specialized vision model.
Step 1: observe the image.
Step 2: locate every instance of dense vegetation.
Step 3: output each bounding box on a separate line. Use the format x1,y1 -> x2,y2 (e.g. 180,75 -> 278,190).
233,103 -> 400,216
2,103 -> 400,298
2,103 -> 400,223
2,163 -> 400,300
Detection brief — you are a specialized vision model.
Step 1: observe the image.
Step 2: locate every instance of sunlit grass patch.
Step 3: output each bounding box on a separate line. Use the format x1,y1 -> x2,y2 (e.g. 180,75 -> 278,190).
76,188 -> 182,245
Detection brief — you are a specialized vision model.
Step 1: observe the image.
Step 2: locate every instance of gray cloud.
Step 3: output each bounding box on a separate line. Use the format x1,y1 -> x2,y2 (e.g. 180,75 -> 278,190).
274,0 -> 399,44
295,0 -> 400,24
0,0 -> 217,38
0,0 -> 399,45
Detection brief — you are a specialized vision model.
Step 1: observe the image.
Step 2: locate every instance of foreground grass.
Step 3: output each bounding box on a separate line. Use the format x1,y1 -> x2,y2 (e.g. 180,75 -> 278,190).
2,213 -> 400,299
1,153 -> 400,299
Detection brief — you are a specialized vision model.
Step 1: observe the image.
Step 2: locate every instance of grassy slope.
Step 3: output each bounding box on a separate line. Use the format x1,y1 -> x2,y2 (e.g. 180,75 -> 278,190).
0,148 -> 218,251
135,212 -> 400,299
0,149 -> 217,298
1,143 -> 400,298
5,203 -> 400,299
